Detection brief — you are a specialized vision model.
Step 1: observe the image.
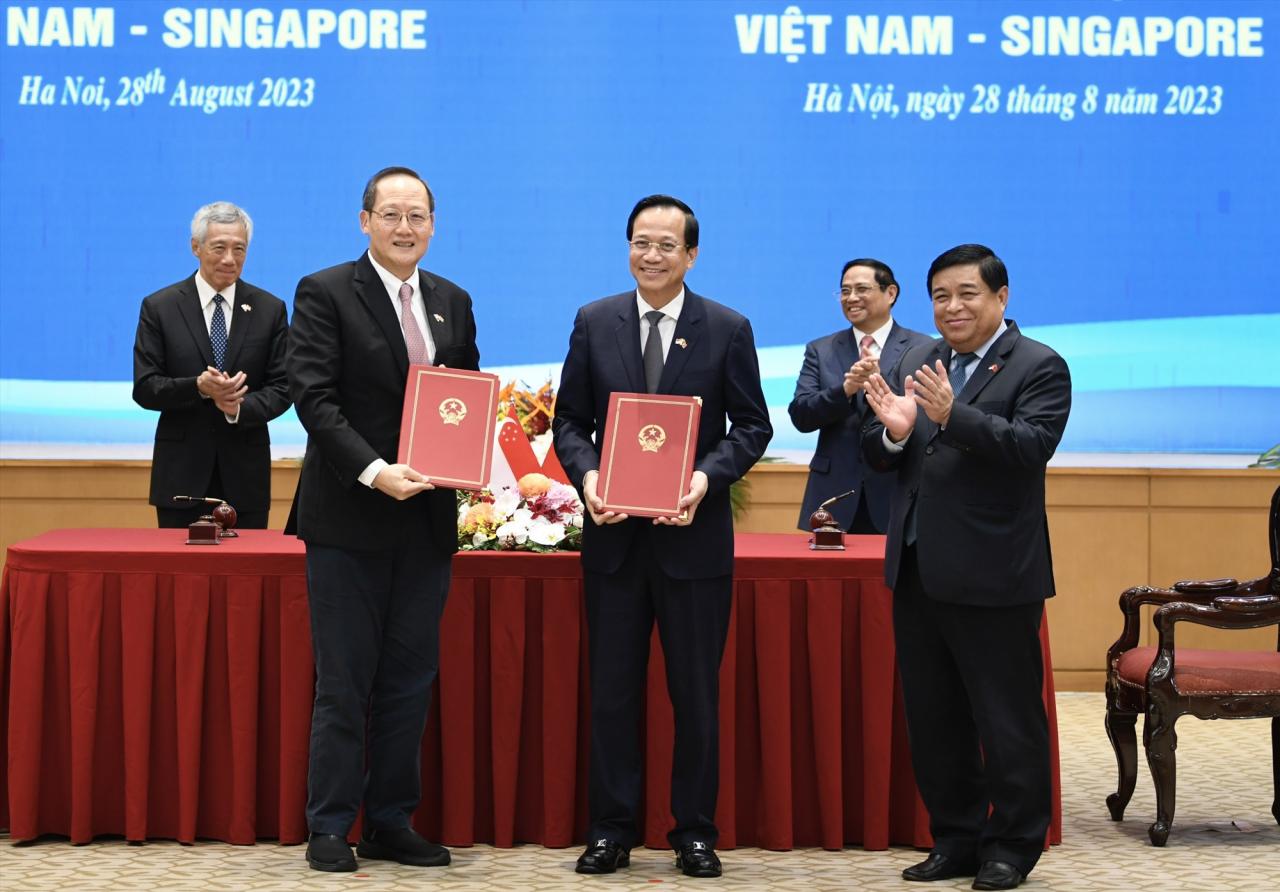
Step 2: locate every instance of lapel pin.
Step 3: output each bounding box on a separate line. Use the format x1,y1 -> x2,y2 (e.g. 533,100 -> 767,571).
675,338 -> 688,349
240,304 -> 251,313
989,363 -> 1000,373
433,313 -> 444,323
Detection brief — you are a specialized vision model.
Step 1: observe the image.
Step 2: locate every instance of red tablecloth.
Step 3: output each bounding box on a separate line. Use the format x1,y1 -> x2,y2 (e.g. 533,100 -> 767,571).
1,529 -> 1061,849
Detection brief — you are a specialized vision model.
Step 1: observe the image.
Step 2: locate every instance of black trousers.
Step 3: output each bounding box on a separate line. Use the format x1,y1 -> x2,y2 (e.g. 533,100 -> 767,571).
584,530 -> 733,850
304,541 -> 451,836
154,463 -> 269,529
892,545 -> 1050,876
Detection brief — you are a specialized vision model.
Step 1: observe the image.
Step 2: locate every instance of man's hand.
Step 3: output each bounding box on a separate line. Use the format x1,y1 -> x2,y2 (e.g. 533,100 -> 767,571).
911,360 -> 954,427
653,470 -> 708,527
842,355 -> 880,397
864,372 -> 917,442
372,464 -> 434,500
582,469 -> 629,525
198,367 -> 248,415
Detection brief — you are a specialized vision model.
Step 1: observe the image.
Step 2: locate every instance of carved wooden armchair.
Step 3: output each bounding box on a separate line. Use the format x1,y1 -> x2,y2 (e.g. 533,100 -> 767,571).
1104,484 -> 1280,846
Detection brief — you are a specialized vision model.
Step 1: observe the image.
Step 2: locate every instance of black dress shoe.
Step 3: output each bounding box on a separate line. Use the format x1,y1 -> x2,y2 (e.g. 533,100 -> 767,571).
902,852 -> 978,881
972,861 -> 1024,890
306,833 -> 356,872
356,826 -> 450,867
576,838 -> 630,874
675,841 -> 722,878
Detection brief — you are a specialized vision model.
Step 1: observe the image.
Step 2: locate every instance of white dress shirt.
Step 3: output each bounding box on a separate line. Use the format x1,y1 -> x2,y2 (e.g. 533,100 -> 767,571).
852,316 -> 895,359
193,272 -> 239,423
636,287 -> 685,361
359,251 -> 439,488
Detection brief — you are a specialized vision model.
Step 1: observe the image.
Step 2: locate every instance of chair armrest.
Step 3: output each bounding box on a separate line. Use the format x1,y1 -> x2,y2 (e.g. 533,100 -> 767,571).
1153,595 -> 1280,643
1172,578 -> 1239,595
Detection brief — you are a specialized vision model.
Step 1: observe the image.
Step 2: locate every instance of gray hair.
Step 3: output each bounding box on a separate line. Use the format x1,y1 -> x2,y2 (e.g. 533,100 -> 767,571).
190,201 -> 253,245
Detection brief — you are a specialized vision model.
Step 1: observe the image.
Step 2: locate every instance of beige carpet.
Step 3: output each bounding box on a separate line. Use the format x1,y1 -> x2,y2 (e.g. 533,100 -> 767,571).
2,693 -> 1276,891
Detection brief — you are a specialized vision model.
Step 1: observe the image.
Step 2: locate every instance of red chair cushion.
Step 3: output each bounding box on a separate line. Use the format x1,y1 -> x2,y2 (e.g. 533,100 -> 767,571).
1117,646 -> 1280,694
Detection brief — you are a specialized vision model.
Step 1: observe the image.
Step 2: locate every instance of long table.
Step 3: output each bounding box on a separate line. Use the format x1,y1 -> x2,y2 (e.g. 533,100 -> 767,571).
0,529 -> 1061,849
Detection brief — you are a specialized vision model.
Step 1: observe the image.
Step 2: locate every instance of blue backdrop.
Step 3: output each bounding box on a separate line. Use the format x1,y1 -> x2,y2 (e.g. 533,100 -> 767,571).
2,0 -> 1276,455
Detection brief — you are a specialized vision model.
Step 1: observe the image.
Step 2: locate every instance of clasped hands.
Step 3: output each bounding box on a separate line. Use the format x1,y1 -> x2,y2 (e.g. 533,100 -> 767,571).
196,366 -> 248,416
863,360 -> 956,441
842,354 -> 879,397
582,469 -> 708,528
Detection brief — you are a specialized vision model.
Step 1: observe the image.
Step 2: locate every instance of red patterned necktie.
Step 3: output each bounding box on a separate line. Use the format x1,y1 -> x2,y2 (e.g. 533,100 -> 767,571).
398,282 -> 431,365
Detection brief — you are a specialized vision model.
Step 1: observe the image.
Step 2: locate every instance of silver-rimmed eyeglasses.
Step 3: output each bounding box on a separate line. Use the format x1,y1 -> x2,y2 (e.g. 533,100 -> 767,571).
629,239 -> 684,255
373,209 -> 433,230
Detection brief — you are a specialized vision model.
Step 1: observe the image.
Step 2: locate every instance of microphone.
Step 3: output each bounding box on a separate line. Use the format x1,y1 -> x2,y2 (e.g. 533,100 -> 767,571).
819,489 -> 858,510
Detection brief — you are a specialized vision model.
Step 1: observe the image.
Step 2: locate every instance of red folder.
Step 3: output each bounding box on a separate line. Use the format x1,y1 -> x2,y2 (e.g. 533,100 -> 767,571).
597,393 -> 701,517
397,365 -> 499,490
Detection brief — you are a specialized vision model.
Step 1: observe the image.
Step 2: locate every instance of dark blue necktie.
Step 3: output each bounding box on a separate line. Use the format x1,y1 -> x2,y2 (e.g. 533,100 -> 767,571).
950,351 -> 977,395
210,294 -> 228,371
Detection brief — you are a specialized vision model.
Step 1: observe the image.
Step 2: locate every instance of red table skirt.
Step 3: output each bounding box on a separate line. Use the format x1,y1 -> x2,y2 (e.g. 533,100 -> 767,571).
1,529 -> 1061,849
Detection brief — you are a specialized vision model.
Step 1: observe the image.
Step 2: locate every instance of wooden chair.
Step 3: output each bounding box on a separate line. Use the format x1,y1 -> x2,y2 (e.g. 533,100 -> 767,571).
1104,484 -> 1280,846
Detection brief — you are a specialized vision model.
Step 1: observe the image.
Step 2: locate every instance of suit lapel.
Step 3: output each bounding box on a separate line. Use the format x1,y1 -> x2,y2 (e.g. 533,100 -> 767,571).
833,328 -> 857,380
878,322 -> 910,381
354,254 -> 410,378
222,284 -> 253,372
613,295 -> 645,393
955,321 -> 1019,405
657,292 -> 705,392
177,275 -> 216,368
419,270 -> 450,362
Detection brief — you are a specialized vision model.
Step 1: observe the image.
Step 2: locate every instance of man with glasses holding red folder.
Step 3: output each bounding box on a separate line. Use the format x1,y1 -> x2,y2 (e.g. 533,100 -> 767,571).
286,166 -> 479,873
553,195 -> 772,879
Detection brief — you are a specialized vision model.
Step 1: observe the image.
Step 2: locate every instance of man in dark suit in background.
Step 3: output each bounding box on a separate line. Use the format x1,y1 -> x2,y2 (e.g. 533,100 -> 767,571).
553,195 -> 772,879
862,244 -> 1070,891
789,258 -> 932,533
132,201 -> 290,529
286,167 -> 479,873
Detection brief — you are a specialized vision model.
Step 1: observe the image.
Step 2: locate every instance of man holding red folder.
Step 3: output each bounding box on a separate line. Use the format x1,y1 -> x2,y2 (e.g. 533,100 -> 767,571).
286,167 -> 479,873
553,195 -> 772,878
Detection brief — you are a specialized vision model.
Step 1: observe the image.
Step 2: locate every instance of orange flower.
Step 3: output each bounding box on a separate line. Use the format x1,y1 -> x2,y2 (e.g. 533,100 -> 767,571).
517,473 -> 552,498
463,502 -> 495,529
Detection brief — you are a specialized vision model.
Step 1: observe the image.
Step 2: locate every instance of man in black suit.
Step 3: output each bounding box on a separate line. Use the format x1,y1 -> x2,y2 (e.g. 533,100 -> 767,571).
789,258 -> 932,533
286,167 -> 479,873
132,201 -> 290,529
553,195 -> 772,879
862,245 -> 1070,891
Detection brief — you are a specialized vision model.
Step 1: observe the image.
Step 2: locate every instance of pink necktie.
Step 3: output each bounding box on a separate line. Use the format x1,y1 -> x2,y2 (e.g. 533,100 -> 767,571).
398,282 -> 431,365
859,334 -> 876,360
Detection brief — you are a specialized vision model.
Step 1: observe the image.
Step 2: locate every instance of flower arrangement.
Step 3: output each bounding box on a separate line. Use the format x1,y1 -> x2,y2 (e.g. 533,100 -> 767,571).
457,472 -> 584,552
498,379 -> 556,440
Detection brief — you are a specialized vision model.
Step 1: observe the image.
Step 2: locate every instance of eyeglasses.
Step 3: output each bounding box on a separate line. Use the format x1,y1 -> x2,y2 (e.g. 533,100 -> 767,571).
372,209 -> 433,230
629,239 -> 684,255
835,285 -> 880,299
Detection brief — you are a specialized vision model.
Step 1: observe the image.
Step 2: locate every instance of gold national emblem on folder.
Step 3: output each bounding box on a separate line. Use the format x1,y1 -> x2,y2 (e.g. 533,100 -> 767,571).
637,424 -> 666,452
438,397 -> 468,426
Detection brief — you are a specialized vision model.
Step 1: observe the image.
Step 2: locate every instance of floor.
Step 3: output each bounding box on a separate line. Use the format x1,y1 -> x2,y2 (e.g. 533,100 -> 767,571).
2,693 -> 1276,891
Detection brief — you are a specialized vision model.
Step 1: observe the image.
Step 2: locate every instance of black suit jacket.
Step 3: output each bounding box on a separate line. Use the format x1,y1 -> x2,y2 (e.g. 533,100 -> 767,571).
788,321 -> 934,532
552,290 -> 773,579
862,321 -> 1071,606
285,253 -> 479,552
132,275 -> 290,512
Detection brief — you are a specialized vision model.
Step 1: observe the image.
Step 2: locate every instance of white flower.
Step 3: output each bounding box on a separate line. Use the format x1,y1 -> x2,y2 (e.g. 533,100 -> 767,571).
458,502 -> 471,525
570,512 -> 583,529
527,518 -> 566,546
495,520 -> 529,547
492,488 -> 521,520
472,530 -> 494,548
512,507 -> 534,524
